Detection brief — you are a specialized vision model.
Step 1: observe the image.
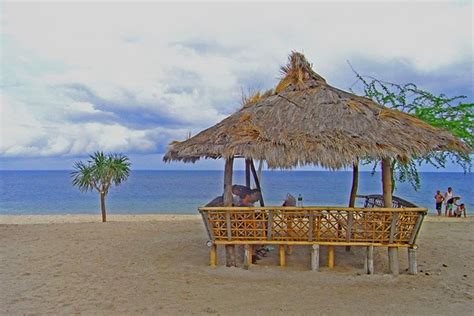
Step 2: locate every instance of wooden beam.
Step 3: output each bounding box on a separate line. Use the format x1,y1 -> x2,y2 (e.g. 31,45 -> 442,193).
245,159 -> 251,188
212,241 -> 413,247
249,159 -> 265,206
224,157 -> 235,267
200,206 -> 427,213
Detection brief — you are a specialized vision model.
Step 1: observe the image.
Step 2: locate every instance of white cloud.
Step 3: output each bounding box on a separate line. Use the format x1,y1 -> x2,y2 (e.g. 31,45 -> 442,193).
0,1 -> 472,160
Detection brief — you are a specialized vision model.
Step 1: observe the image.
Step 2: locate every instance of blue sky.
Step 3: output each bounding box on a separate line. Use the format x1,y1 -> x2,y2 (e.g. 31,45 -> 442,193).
0,1 -> 472,171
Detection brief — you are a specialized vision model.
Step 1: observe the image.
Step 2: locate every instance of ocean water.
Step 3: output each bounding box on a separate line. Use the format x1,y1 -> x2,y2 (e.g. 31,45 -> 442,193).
0,170 -> 472,215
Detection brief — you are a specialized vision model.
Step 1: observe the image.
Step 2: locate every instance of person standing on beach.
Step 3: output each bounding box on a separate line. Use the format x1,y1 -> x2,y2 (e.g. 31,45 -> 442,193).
444,187 -> 453,216
434,190 -> 444,216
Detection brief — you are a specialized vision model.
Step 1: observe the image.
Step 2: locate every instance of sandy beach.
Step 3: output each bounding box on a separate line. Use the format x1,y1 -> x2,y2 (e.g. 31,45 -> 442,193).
1,214 -> 473,315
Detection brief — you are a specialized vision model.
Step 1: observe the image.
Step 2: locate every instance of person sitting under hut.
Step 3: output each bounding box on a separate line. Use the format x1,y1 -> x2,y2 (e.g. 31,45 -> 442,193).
205,185 -> 254,207
234,189 -> 267,262
236,189 -> 261,207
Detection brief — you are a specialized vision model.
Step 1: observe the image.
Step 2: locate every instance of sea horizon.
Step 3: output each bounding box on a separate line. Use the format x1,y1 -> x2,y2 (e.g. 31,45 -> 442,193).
1,170 -> 472,216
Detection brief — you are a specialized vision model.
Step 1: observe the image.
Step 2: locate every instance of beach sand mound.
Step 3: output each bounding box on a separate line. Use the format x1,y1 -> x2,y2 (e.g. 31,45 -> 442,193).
1,215 -> 473,314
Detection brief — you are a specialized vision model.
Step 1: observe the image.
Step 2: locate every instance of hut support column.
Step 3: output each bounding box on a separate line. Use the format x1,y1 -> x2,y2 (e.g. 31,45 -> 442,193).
364,245 -> 374,274
382,158 -> 399,275
243,244 -> 252,269
408,247 -> 417,275
224,157 -> 236,267
311,245 -> 320,271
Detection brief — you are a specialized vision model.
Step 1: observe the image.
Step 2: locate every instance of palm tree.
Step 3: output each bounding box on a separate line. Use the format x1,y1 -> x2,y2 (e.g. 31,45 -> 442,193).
71,152 -> 131,222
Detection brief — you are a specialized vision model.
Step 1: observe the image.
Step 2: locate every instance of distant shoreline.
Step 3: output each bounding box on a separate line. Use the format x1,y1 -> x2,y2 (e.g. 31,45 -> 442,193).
0,213 -> 471,225
0,169 -> 471,173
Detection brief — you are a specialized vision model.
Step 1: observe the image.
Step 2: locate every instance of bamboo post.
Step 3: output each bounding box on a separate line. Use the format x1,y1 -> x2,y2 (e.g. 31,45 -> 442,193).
245,159 -> 251,188
279,245 -> 286,267
224,157 -> 236,267
408,247 -> 417,275
311,244 -> 320,271
382,158 -> 399,275
244,244 -> 252,270
346,210 -> 353,252
308,211 -> 314,242
364,245 -> 374,274
267,210 -> 273,240
327,246 -> 335,268
210,243 -> 217,267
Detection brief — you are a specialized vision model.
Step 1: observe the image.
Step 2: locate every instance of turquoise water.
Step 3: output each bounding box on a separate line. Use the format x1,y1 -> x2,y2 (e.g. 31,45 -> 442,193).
0,171 -> 472,215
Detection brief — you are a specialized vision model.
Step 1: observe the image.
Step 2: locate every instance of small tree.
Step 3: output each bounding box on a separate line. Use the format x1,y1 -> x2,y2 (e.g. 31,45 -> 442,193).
71,152 -> 131,222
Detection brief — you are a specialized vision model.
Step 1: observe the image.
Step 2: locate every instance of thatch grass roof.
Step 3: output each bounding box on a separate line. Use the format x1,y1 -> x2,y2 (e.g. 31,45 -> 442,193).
164,52 -> 470,169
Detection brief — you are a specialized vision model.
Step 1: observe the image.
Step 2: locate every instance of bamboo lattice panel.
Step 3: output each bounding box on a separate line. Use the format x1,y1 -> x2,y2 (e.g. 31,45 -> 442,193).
201,207 -> 425,245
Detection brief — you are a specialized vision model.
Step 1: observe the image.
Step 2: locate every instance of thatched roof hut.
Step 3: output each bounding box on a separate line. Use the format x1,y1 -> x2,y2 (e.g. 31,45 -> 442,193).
164,52 -> 469,169
165,52 -> 470,270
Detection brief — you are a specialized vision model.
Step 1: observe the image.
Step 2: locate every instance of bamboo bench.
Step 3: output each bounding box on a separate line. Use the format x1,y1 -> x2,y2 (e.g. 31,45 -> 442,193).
199,206 -> 427,274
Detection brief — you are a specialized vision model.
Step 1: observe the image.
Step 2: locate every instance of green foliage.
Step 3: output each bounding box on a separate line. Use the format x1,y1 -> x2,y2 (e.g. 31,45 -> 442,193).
71,151 -> 131,195
350,68 -> 473,191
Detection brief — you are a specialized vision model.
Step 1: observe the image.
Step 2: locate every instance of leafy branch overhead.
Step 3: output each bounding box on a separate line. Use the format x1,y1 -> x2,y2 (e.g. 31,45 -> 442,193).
349,65 -> 473,190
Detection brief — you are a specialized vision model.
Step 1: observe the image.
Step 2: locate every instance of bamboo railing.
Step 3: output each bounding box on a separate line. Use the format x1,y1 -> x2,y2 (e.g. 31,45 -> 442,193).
199,206 -> 427,246
199,206 -> 427,273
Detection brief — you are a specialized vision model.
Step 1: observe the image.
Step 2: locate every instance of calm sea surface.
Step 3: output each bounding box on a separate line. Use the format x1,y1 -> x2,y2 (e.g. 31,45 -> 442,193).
0,171 -> 472,215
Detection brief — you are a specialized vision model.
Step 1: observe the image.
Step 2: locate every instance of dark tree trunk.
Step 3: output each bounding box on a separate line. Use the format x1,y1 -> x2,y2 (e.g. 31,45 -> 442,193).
348,162 -> 359,207
381,158 -> 393,207
224,157 -> 235,267
100,192 -> 107,222
346,162 -> 358,252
